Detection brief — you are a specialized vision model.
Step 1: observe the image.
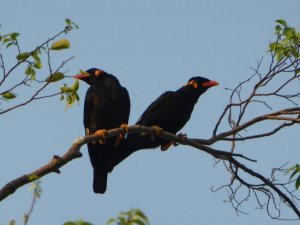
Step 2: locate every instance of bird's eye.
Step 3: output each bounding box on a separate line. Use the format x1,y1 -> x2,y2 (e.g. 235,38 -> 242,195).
95,70 -> 102,76
186,80 -> 198,89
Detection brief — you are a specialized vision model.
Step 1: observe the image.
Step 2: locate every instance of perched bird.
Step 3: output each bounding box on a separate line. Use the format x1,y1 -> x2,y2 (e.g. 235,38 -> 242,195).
110,76 -> 218,169
74,68 -> 130,194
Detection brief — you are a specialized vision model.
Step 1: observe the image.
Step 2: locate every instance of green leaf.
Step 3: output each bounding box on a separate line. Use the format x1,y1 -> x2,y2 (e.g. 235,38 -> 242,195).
9,220 -> 16,225
46,72 -> 65,83
16,52 -> 30,61
276,51 -> 283,62
135,210 -> 148,222
119,217 -> 126,224
269,42 -> 276,51
75,92 -> 80,102
10,32 -> 20,40
106,218 -> 116,225
275,25 -> 282,32
2,37 -> 11,44
6,42 -> 14,48
30,68 -> 36,81
62,222 -> 77,225
65,18 -> 71,25
275,19 -> 287,27
51,39 -> 70,50
79,69 -> 89,76
25,66 -> 32,75
60,84 -> 72,93
286,165 -> 296,175
2,92 -> 16,99
33,53 -> 40,62
283,27 -> 296,39
34,61 -> 42,69
72,79 -> 79,91
132,219 -> 146,225
289,169 -> 298,181
76,220 -> 93,225
296,176 -> 300,190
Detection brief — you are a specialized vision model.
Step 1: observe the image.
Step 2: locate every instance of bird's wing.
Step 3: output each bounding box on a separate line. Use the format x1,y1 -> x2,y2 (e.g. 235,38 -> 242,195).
122,87 -> 131,123
136,91 -> 173,124
83,87 -> 94,135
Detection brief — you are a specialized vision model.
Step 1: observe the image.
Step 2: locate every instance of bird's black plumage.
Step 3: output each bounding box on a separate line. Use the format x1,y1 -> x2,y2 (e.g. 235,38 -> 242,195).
110,76 -> 218,168
75,68 -> 130,193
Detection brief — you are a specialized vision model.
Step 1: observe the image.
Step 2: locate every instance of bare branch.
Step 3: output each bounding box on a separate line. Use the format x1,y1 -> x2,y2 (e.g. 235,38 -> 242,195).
0,125 -> 299,219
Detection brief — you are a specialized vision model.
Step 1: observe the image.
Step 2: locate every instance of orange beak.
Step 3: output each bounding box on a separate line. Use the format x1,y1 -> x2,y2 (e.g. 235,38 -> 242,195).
73,73 -> 89,79
202,80 -> 219,87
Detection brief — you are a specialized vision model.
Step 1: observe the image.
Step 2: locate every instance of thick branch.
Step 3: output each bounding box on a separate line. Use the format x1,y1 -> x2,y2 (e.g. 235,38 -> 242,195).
0,125 -> 299,219
0,125 -> 253,202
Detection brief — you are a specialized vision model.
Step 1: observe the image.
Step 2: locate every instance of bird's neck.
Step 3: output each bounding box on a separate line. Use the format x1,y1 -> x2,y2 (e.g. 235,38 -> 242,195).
178,86 -> 205,104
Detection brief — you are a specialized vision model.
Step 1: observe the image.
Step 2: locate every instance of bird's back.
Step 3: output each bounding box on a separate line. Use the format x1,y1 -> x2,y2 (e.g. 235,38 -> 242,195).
84,75 -> 130,193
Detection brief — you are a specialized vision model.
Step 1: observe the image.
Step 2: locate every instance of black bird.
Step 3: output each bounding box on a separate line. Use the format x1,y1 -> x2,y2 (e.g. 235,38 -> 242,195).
110,76 -> 218,169
74,68 -> 130,194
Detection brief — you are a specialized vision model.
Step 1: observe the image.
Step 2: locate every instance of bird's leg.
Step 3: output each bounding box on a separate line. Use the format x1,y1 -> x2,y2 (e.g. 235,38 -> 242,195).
160,133 -> 187,151
151,125 -> 163,134
119,124 -> 129,140
95,129 -> 107,144
114,124 -> 129,147
150,125 -> 163,141
86,128 -> 97,144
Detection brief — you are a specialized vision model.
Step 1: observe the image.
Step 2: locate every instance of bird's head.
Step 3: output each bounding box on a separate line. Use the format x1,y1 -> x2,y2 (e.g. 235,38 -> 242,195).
185,76 -> 219,93
73,68 -> 107,85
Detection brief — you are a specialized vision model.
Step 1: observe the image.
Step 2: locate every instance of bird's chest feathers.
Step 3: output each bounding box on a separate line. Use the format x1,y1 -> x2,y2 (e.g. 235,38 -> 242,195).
168,92 -> 196,116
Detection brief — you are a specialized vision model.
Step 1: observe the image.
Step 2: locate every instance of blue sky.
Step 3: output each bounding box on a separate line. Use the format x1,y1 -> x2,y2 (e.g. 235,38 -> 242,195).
1,0 -> 300,224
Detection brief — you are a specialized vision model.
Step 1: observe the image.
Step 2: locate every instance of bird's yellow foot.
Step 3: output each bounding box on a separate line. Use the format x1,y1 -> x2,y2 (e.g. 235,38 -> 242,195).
119,124 -> 129,140
114,124 -> 129,147
160,133 -> 187,151
95,129 -> 107,144
161,141 -> 175,151
151,125 -> 163,135
86,128 -> 98,144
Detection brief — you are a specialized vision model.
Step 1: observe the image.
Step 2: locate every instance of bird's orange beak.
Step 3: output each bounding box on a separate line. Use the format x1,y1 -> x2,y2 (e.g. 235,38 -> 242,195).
202,80 -> 219,87
73,73 -> 89,79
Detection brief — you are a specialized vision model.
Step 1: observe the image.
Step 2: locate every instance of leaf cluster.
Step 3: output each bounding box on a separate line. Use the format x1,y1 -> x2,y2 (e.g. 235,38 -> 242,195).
63,220 -> 92,225
106,208 -> 150,225
0,32 -> 20,48
60,79 -> 80,110
269,19 -> 300,62
287,164 -> 300,190
0,18 -> 80,112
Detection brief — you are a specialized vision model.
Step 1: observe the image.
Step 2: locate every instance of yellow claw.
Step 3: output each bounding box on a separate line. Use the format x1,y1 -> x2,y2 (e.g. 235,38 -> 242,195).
95,129 -> 107,144
119,124 -> 129,140
151,125 -> 163,135
161,133 -> 187,151
115,124 -> 129,147
161,141 -> 174,151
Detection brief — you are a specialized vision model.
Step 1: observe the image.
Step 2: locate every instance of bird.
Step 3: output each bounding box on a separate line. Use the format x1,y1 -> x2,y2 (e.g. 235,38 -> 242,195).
109,76 -> 218,169
74,68 -> 130,194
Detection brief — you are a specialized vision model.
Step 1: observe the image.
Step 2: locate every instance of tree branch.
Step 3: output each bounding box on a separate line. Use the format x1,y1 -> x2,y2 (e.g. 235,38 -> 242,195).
0,125 -> 299,219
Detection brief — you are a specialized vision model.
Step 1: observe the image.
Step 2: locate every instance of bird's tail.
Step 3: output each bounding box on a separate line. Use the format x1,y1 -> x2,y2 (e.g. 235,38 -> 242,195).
93,165 -> 108,194
109,133 -> 160,171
